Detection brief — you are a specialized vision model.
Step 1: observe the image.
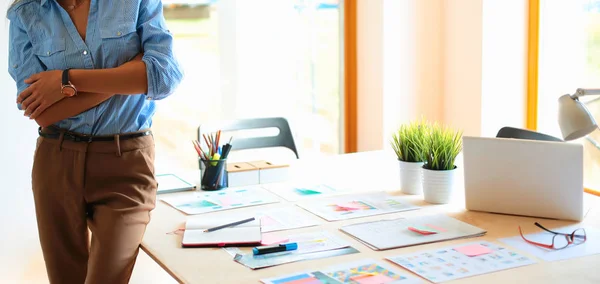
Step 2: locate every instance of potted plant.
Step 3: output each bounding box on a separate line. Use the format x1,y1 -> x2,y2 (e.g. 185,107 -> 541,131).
391,120 -> 429,195
421,123 -> 463,204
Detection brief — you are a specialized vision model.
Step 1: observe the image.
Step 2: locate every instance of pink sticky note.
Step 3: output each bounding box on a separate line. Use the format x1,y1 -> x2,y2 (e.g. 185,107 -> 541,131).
261,233 -> 289,246
351,274 -> 395,284
454,244 -> 493,257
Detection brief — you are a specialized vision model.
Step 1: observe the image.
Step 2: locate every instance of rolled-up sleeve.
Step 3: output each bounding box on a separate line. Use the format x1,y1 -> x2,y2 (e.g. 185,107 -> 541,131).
137,0 -> 183,100
7,10 -> 46,110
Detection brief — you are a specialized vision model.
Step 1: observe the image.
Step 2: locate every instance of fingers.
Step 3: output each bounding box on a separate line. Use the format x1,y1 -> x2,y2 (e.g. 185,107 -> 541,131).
24,73 -> 40,84
29,102 -> 47,119
20,91 -> 36,110
24,100 -> 41,118
17,85 -> 34,104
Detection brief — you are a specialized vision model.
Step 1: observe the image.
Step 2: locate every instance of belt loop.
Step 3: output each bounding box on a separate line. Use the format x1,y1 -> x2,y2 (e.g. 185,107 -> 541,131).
58,130 -> 66,151
114,134 -> 122,157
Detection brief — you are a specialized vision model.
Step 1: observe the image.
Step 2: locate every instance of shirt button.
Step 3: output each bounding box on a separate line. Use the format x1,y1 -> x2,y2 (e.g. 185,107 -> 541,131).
46,51 -> 50,55
13,64 -> 18,68
83,50 -> 88,55
117,31 -> 122,36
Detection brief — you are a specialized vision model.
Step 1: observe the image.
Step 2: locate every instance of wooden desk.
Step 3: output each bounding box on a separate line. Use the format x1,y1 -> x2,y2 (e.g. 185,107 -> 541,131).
141,151 -> 600,284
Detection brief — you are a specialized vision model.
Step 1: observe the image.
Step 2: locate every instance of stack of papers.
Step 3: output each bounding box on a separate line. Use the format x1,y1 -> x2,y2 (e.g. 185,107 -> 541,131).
340,214 -> 486,250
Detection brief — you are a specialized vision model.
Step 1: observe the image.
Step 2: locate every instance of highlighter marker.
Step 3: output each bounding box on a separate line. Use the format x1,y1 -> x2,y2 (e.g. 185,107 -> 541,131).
253,243 -> 298,255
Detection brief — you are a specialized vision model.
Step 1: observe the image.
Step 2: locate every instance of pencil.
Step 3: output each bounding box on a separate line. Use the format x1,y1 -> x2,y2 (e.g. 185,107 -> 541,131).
202,134 -> 211,154
203,217 -> 256,233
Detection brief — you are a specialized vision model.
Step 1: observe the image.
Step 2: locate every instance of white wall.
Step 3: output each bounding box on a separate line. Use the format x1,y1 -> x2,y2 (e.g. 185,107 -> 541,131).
0,0 -> 43,280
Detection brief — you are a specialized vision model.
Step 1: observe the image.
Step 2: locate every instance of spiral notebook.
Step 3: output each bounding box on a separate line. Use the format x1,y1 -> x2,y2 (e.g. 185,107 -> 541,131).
182,217 -> 262,248
340,214 -> 486,250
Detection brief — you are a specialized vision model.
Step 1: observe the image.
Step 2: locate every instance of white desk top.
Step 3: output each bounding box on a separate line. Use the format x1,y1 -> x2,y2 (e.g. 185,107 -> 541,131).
142,151 -> 600,284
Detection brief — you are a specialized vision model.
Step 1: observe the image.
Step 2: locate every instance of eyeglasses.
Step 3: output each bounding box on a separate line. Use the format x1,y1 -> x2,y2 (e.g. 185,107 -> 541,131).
518,222 -> 587,250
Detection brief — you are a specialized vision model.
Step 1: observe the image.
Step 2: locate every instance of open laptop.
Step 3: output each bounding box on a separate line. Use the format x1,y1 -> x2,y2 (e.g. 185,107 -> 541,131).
463,136 -> 584,221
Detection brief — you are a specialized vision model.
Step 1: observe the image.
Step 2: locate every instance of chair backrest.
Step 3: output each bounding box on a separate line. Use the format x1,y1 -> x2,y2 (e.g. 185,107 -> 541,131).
496,126 -> 563,142
198,117 -> 299,159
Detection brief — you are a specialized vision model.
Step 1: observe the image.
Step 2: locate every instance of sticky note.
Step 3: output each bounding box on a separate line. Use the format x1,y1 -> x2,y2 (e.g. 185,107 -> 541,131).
454,244 -> 493,257
425,224 -> 447,232
261,233 -> 289,246
408,226 -> 438,235
351,274 -> 396,284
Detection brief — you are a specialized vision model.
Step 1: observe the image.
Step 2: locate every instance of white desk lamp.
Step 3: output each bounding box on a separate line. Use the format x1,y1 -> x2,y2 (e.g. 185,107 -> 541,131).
558,88 -> 600,141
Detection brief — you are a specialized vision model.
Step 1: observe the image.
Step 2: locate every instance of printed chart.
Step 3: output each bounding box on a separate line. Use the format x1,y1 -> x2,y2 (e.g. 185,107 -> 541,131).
261,259 -> 422,284
263,183 -> 347,201
160,186 -> 279,215
296,192 -> 419,221
386,241 -> 536,283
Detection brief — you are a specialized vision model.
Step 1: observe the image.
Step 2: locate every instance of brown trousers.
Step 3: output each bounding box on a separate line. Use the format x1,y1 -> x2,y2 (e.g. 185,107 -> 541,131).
32,129 -> 157,284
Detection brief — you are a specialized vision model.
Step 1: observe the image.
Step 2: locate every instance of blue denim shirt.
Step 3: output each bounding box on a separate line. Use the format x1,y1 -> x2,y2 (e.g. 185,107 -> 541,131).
7,0 -> 183,135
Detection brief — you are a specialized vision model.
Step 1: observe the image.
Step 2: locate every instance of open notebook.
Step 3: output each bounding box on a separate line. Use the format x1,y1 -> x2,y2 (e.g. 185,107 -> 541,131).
182,218 -> 262,248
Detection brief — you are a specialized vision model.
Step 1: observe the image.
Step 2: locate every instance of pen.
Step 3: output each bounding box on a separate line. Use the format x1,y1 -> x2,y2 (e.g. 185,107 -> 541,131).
253,243 -> 298,255
203,217 -> 255,233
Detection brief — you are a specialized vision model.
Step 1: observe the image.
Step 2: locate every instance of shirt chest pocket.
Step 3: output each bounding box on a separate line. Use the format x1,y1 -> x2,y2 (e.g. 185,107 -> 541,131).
100,21 -> 141,66
32,38 -> 66,70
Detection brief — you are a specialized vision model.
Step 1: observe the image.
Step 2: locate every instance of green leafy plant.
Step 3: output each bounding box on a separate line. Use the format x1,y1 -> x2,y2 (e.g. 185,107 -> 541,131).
391,120 -> 429,162
423,123 -> 463,171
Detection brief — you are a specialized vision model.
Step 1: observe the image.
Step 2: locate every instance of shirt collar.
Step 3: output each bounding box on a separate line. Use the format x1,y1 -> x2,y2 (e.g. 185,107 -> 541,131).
40,0 -> 49,7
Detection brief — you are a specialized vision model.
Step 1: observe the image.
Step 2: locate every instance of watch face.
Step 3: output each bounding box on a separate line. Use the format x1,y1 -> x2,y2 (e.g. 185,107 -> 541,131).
62,86 -> 77,97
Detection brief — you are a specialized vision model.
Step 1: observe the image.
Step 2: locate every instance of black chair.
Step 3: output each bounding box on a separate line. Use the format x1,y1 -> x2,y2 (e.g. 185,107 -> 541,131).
198,117 -> 300,159
496,126 -> 563,142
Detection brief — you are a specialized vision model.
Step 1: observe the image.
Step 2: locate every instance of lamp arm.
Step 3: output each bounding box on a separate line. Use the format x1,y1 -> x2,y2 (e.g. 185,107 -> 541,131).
573,88 -> 600,99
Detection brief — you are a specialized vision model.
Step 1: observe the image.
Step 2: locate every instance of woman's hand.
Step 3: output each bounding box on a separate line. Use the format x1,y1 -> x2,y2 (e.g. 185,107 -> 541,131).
17,70 -> 64,119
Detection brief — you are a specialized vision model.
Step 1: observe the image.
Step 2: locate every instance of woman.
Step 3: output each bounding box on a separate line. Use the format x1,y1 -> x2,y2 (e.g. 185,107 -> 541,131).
7,0 -> 182,282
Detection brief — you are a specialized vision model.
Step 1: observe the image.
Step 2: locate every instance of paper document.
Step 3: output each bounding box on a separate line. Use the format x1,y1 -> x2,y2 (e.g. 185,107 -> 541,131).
181,217 -> 261,247
161,186 -> 279,215
499,225 -> 600,262
340,214 -> 486,250
296,192 -> 419,221
386,241 -> 536,283
263,183 -> 347,201
231,231 -> 354,269
261,259 -> 422,284
256,207 -> 320,233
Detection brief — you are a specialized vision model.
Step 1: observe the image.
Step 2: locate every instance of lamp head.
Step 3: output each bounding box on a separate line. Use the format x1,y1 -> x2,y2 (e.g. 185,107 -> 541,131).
558,94 -> 598,141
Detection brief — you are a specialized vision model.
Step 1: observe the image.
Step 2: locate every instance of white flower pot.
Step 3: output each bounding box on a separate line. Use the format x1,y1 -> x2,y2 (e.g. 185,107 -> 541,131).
422,167 -> 457,204
398,160 -> 424,195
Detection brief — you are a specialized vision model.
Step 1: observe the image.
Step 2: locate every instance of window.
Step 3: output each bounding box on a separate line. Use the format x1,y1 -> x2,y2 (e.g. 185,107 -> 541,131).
153,0 -> 342,171
537,0 -> 600,190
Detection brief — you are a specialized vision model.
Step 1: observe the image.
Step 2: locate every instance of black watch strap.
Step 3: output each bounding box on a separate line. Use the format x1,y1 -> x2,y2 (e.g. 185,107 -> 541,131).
62,69 -> 71,85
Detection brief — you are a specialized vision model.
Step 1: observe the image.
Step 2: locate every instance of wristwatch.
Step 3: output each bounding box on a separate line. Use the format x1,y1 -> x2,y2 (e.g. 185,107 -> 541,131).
61,69 -> 77,97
